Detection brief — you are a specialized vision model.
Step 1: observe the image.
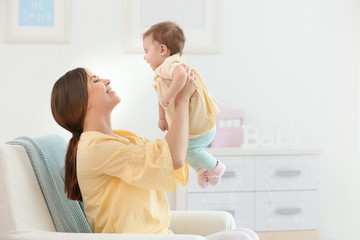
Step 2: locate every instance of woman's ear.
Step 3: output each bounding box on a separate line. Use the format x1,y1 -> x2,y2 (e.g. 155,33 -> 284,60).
160,44 -> 170,56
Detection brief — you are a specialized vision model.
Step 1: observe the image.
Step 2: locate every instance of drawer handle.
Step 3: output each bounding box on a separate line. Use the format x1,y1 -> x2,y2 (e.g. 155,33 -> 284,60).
276,208 -> 301,215
223,210 -> 235,216
223,171 -> 236,178
275,170 -> 301,177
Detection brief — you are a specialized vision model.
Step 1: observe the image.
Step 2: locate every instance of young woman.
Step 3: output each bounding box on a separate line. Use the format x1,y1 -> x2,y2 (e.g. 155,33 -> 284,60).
51,67 -> 259,240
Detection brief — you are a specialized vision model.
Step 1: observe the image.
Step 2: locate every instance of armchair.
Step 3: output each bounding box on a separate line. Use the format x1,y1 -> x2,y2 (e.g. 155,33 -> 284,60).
0,139 -> 236,240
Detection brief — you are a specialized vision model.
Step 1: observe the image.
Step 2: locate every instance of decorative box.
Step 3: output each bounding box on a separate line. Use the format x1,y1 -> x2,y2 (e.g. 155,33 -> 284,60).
210,109 -> 244,148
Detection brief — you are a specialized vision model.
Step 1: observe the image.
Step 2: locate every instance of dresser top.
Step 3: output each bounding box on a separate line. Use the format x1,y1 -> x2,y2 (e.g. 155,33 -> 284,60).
206,147 -> 322,156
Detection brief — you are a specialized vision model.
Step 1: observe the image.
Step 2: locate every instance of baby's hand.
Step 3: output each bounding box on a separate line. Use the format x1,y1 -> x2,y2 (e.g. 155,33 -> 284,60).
158,119 -> 169,132
161,95 -> 171,107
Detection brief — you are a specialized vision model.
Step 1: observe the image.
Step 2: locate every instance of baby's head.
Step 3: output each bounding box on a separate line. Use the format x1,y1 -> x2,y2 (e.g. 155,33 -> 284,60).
143,21 -> 186,56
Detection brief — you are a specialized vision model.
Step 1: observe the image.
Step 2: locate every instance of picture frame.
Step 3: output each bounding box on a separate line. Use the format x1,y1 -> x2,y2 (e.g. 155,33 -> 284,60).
3,0 -> 70,43
122,0 -> 219,54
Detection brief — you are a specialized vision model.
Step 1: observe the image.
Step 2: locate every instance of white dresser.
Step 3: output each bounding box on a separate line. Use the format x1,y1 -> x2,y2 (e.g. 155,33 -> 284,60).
176,148 -> 321,240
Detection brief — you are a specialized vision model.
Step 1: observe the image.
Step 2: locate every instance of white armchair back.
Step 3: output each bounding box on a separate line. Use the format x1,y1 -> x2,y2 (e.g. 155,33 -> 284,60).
0,144 -> 56,232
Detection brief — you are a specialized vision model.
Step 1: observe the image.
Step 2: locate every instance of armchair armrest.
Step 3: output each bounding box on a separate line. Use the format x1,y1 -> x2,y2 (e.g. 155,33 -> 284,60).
1,211 -> 235,240
170,211 -> 236,236
1,230 -> 205,240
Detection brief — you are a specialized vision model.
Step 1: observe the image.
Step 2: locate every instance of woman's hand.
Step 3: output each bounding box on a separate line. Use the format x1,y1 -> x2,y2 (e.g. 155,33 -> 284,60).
176,65 -> 197,101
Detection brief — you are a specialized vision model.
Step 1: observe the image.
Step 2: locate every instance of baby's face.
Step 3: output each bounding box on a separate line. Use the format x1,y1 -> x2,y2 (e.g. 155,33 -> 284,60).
143,36 -> 166,71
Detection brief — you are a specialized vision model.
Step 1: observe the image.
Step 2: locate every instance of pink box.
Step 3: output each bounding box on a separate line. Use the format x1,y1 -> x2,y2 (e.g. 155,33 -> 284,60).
210,109 -> 244,148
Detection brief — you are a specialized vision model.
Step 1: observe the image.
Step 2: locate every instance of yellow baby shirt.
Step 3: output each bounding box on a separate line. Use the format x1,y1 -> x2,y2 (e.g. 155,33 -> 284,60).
154,54 -> 219,138
77,130 -> 188,234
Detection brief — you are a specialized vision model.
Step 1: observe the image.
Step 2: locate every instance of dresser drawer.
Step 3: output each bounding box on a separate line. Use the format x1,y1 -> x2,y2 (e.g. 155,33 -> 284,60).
187,192 -> 255,229
255,155 -> 319,191
255,191 -> 318,231
187,156 -> 255,193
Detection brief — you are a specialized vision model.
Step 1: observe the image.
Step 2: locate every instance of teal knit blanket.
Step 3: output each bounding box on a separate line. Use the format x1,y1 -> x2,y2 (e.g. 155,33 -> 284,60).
7,135 -> 92,233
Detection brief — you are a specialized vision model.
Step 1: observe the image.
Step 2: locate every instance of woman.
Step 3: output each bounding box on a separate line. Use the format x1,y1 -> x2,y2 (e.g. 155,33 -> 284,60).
51,67 -> 259,240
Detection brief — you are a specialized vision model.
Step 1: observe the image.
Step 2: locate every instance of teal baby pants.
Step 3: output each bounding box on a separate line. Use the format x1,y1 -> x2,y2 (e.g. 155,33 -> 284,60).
186,126 -> 217,171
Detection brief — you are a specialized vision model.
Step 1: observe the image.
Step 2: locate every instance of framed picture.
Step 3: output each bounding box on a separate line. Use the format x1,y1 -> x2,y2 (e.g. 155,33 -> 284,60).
3,0 -> 70,43
122,0 -> 219,54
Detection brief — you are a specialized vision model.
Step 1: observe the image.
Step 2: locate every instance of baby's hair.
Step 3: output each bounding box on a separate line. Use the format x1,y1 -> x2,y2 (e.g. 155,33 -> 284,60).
143,21 -> 186,55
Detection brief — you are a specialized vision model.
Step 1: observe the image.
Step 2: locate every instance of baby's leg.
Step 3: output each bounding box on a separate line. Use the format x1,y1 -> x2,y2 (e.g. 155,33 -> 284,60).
186,145 -> 217,171
186,127 -> 217,171
186,139 -> 217,189
186,127 -> 224,188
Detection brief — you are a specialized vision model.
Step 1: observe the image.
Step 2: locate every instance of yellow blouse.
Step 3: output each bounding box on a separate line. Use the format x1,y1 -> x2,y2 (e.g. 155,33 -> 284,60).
77,130 -> 188,234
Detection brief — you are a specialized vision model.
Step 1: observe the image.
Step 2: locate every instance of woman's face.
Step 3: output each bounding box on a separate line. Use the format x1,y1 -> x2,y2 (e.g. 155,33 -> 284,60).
86,70 -> 121,113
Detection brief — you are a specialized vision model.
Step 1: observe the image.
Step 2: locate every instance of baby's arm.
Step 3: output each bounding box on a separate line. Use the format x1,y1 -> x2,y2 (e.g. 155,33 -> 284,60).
162,65 -> 187,107
158,102 -> 169,131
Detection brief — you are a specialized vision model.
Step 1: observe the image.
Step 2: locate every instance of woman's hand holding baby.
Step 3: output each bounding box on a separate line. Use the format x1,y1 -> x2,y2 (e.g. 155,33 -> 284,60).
176,66 -> 197,102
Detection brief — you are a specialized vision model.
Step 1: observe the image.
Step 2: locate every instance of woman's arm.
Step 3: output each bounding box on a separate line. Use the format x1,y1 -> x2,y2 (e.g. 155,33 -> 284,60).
165,69 -> 196,170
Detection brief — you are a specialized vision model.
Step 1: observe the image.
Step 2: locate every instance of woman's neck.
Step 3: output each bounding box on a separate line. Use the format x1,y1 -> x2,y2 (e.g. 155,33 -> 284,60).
83,111 -> 115,137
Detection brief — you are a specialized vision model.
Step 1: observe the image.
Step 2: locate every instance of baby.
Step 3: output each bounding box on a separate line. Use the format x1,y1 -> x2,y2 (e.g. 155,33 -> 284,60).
143,21 -> 225,188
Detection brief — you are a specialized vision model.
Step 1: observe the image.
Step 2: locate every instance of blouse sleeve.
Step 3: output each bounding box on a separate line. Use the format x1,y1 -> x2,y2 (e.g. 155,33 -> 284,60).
85,134 -> 188,192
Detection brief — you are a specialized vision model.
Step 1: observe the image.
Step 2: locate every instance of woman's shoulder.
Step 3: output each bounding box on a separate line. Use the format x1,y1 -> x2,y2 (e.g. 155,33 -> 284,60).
113,129 -> 137,137
79,131 -> 130,150
113,130 -> 165,146
80,130 -> 166,149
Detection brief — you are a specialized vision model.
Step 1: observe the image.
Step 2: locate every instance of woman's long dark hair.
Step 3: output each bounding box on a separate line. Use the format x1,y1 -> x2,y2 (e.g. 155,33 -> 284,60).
51,68 -> 88,201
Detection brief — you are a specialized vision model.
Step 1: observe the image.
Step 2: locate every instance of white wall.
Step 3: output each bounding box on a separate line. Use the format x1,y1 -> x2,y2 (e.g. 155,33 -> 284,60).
1,0 -> 359,239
